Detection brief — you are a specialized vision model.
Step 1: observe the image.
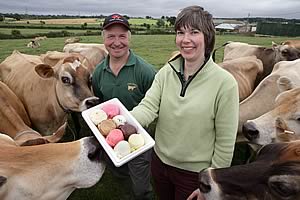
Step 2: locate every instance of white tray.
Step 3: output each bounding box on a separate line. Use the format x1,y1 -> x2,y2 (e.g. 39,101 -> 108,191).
82,98 -> 155,167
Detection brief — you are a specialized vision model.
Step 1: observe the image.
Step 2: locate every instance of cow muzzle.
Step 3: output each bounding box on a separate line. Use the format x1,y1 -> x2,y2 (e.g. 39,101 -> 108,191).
80,97 -> 100,111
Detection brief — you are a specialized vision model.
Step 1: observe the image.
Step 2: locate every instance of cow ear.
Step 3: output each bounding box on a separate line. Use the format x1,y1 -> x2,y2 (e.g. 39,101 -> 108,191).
277,76 -> 294,93
0,176 -> 7,187
45,122 -> 66,143
272,41 -> 278,48
35,64 -> 54,78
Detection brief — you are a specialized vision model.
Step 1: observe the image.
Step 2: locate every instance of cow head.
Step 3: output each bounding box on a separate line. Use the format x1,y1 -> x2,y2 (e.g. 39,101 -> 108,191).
0,134 -> 105,200
243,76 -> 300,145
198,140 -> 300,200
35,55 -> 100,112
272,42 -> 300,62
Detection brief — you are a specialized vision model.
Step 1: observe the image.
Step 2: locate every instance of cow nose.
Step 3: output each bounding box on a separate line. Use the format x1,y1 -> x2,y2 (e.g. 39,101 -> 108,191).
87,136 -> 103,161
199,170 -> 212,194
85,97 -> 100,109
243,121 -> 259,140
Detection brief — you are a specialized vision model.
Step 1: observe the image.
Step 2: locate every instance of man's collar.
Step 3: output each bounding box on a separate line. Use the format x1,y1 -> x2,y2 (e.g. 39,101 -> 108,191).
103,49 -> 135,70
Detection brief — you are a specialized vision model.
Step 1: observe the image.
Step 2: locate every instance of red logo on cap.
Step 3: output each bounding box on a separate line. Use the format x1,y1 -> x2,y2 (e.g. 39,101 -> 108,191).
112,14 -> 122,19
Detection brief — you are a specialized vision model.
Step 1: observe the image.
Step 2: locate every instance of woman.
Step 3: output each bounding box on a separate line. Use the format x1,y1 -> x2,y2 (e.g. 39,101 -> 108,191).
131,5 -> 239,200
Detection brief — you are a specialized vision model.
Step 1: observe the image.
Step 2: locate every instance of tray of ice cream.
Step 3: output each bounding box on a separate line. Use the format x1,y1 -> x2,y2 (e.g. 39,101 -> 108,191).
82,98 -> 155,167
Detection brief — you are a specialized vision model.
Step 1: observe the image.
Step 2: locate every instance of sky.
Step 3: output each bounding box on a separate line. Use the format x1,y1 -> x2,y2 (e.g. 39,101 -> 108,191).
0,0 -> 300,19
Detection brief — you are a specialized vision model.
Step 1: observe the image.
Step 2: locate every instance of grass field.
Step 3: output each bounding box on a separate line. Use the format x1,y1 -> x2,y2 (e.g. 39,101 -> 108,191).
0,34 -> 299,67
0,34 -> 300,200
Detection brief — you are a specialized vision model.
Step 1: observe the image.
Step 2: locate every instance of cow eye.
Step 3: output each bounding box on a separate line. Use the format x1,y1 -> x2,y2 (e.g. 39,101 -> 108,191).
61,76 -> 71,84
269,181 -> 296,198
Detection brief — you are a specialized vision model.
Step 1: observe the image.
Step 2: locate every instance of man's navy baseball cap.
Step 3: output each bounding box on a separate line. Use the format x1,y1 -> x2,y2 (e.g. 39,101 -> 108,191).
103,14 -> 130,30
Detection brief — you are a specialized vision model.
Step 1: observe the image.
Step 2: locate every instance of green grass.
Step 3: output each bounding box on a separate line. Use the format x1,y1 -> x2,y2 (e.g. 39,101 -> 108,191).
129,18 -> 158,25
0,34 -> 300,199
1,34 -> 299,68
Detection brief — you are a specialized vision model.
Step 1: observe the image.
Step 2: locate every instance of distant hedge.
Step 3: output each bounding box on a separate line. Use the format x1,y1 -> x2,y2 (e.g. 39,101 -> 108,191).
256,22 -> 300,37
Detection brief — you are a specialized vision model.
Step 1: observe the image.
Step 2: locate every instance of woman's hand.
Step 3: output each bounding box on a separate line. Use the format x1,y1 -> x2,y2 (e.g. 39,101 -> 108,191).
187,189 -> 205,200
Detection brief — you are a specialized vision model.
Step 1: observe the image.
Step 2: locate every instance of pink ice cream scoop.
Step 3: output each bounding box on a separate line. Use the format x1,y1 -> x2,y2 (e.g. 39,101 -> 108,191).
102,104 -> 120,119
106,129 -> 124,147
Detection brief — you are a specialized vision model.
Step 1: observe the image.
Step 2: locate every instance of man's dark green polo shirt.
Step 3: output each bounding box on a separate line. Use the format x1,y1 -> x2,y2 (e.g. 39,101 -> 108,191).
92,50 -> 156,110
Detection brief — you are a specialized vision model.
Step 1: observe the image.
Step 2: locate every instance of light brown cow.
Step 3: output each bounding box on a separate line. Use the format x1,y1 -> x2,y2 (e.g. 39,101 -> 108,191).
0,50 -> 99,135
63,43 -> 108,69
243,84 -> 300,145
0,81 -> 65,146
238,59 -> 300,142
0,134 -> 105,200
219,56 -> 263,101
198,140 -> 300,200
223,41 -> 300,87
282,40 -> 300,50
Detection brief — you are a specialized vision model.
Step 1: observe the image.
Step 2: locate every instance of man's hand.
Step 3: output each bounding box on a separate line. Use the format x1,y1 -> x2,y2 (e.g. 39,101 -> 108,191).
187,189 -> 205,200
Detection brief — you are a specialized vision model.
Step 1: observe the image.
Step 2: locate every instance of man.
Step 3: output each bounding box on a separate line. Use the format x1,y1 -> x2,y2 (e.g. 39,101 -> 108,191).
92,14 -> 156,200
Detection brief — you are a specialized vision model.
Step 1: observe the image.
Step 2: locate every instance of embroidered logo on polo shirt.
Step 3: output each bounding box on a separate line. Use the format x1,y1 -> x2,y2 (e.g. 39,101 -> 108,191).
127,83 -> 138,91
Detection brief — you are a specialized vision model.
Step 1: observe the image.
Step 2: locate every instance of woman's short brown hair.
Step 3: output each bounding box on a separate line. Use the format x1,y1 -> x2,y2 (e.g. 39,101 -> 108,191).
175,5 -> 215,58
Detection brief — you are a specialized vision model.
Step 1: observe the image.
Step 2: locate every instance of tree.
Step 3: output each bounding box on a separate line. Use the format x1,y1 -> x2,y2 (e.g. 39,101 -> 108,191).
0,15 -> 4,22
156,19 -> 165,27
13,13 -> 21,21
167,16 -> 176,26
123,15 -> 130,19
81,22 -> 87,29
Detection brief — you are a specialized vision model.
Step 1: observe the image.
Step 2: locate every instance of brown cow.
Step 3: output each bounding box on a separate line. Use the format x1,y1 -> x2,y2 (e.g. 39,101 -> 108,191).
0,81 -> 65,146
243,85 -> 300,145
0,134 -> 105,200
238,59 -> 300,142
0,50 -> 99,135
198,140 -> 300,200
223,41 -> 300,87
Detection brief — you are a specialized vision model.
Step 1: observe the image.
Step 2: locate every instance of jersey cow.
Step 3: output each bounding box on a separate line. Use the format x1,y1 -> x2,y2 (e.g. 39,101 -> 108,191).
198,140 -> 300,200
0,134 -> 105,200
223,41 -> 300,87
238,59 -> 300,142
0,50 -> 99,135
0,81 -> 65,146
243,83 -> 300,145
